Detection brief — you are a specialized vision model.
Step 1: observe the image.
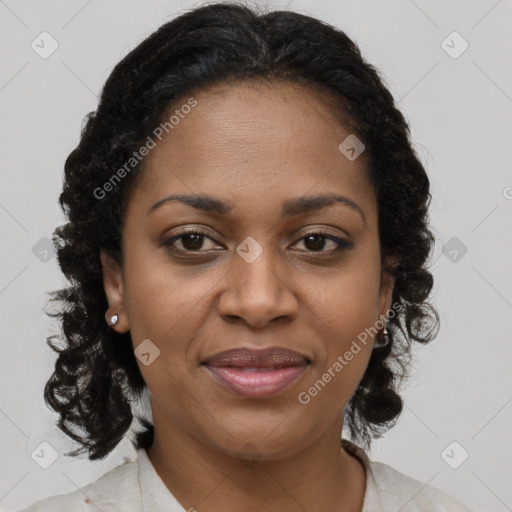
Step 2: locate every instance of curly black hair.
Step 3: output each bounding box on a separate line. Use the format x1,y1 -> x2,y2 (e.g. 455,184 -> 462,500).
44,1 -> 439,461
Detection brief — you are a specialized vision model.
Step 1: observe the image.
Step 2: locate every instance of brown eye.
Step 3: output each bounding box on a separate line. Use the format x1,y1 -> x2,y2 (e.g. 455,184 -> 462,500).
162,229 -> 353,256
295,232 -> 353,253
178,233 -> 206,251
163,230 -> 220,252
302,234 -> 330,251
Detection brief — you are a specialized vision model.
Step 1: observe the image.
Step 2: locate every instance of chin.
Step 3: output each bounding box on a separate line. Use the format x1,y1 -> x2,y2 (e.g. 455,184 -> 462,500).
205,422 -> 309,461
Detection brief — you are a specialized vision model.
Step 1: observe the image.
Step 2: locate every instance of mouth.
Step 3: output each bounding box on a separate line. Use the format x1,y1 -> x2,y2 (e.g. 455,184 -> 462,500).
201,347 -> 311,398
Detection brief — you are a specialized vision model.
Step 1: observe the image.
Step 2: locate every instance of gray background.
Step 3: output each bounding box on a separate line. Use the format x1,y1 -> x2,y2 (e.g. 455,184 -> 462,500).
1,0 -> 511,511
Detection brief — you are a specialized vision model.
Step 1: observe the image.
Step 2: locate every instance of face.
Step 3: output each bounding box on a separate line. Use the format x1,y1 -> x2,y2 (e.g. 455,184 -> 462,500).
101,81 -> 395,461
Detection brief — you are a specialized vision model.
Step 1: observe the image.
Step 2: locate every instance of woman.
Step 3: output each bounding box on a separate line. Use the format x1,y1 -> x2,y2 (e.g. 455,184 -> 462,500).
19,2 -> 475,511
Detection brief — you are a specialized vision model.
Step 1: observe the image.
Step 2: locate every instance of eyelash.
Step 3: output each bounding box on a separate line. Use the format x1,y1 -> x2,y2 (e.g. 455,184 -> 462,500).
162,228 -> 353,255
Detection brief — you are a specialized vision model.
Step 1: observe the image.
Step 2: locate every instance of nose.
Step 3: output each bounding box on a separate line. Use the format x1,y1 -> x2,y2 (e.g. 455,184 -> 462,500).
218,247 -> 299,329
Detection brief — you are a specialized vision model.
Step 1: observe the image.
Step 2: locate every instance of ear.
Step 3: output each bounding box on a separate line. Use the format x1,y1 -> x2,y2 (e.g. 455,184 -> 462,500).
100,249 -> 130,333
378,256 -> 398,321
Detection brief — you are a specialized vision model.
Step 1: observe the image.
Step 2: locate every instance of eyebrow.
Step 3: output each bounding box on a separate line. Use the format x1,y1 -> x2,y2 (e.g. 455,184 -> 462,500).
147,193 -> 367,226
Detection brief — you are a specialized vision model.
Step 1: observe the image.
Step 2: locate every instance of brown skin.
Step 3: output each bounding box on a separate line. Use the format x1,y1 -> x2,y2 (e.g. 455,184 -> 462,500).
100,81 -> 395,512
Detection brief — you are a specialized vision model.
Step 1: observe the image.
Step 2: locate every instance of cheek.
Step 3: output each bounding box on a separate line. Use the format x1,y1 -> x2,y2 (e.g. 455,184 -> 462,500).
300,251 -> 381,394
123,241 -> 214,340
122,245 -> 226,397
308,249 -> 383,340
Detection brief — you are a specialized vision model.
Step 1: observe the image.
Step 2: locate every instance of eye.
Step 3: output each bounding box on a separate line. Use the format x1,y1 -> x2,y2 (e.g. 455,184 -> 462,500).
162,229 -> 220,252
162,228 -> 353,255
292,231 -> 353,253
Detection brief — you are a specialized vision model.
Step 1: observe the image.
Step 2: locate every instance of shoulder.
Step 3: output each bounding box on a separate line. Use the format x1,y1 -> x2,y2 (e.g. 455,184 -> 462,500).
16,457 -> 140,512
370,460 -> 475,512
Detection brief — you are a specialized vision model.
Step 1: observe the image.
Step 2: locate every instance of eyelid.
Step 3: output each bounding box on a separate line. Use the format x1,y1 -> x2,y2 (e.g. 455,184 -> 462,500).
163,227 -> 221,249
162,226 -> 353,254
165,223 -> 350,241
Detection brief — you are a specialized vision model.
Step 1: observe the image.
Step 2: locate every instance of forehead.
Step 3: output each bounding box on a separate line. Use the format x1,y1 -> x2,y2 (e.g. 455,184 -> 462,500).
130,80 -> 375,221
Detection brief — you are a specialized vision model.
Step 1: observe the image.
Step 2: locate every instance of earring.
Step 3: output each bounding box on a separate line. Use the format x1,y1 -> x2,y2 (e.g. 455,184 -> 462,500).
109,314 -> 119,328
374,324 -> 389,349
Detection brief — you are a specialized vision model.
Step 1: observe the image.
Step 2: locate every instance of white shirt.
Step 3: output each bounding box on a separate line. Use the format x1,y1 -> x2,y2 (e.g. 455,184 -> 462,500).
18,439 -> 475,511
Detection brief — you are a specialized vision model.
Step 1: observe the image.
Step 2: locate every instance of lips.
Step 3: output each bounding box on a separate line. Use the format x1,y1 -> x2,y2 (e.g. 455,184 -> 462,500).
203,347 -> 310,368
202,347 -> 310,398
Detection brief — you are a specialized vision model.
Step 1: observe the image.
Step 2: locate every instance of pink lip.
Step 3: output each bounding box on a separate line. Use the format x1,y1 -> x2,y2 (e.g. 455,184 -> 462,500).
203,346 -> 310,367
203,364 -> 309,398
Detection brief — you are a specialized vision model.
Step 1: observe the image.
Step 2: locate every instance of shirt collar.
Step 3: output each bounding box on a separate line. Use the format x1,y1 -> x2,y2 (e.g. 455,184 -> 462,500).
137,447 -> 186,512
137,439 -> 382,512
342,438 -> 384,511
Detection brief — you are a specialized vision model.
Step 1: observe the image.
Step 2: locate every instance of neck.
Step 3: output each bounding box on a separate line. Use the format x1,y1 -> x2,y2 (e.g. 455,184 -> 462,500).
145,410 -> 366,512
